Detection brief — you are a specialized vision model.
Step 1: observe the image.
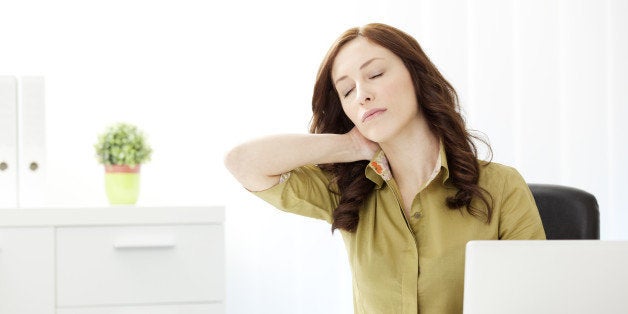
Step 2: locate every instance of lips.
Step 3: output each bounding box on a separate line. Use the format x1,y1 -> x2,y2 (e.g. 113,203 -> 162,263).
361,108 -> 387,123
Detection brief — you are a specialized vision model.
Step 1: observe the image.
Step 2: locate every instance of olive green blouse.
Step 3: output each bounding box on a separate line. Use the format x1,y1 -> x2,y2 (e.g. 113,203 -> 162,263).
253,144 -> 546,314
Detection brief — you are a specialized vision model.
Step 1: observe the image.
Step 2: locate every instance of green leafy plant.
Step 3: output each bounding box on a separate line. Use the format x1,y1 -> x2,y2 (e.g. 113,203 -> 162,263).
94,123 -> 152,167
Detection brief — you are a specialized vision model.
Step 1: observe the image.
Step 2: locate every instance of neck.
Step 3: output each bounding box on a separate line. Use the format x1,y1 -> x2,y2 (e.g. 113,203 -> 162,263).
379,116 -> 440,189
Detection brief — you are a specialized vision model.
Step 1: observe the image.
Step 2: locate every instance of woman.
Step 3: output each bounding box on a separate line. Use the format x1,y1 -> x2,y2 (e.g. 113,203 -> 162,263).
225,23 -> 545,314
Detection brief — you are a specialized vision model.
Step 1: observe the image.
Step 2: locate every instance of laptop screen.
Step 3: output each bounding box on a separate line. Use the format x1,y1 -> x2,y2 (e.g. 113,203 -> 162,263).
463,240 -> 628,314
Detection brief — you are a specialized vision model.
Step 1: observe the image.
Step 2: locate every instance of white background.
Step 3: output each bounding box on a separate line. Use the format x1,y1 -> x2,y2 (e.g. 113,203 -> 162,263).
1,0 -> 626,313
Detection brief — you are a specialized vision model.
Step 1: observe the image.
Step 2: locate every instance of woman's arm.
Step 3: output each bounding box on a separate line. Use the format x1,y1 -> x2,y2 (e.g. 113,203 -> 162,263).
224,128 -> 379,192
498,167 -> 546,240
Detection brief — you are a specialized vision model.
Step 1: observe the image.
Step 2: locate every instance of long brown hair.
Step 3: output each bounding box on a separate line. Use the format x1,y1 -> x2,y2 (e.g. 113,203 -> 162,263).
310,23 -> 493,233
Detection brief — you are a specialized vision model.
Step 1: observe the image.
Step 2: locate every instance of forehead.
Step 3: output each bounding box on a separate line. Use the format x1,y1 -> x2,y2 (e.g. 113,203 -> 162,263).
331,37 -> 397,81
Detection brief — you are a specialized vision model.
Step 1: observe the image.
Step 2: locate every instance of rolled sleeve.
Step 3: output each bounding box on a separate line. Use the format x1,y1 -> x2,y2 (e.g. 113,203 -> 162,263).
252,165 -> 340,224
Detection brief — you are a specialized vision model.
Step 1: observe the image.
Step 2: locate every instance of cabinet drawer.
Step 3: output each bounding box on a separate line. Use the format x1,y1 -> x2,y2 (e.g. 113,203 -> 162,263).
0,227 -> 55,314
56,224 -> 224,307
56,302 -> 224,314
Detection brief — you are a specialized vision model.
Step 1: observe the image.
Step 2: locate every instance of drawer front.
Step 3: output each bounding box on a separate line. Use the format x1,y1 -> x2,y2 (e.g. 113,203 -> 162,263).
0,227 -> 55,314
56,224 -> 224,307
56,303 -> 224,314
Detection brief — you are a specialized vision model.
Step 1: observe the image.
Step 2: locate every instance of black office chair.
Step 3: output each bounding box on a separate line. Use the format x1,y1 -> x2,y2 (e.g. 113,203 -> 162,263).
528,184 -> 600,240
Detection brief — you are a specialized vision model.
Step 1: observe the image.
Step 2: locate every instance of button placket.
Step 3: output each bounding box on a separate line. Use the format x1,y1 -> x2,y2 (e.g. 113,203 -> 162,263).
411,194 -> 422,220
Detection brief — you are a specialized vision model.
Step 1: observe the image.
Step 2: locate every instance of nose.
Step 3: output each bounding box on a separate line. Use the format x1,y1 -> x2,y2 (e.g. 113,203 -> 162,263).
355,84 -> 374,106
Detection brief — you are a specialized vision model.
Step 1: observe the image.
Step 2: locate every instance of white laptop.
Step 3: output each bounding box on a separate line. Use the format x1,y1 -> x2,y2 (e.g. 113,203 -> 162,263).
463,240 -> 628,314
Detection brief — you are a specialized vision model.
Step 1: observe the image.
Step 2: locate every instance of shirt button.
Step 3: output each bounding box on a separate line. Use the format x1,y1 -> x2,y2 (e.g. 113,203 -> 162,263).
413,212 -> 421,219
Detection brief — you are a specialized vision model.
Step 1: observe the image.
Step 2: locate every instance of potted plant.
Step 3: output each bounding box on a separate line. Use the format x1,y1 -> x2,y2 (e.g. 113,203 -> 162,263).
94,122 -> 152,205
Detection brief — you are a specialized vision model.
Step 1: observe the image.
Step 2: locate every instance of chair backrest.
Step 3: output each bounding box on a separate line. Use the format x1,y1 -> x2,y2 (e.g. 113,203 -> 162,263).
528,184 -> 600,239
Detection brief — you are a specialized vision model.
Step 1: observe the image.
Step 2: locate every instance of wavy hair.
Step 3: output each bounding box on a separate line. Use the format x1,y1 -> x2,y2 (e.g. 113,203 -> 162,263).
310,23 -> 493,233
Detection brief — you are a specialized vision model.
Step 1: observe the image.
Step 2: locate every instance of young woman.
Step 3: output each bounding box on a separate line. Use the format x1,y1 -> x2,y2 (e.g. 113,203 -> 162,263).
225,23 -> 545,314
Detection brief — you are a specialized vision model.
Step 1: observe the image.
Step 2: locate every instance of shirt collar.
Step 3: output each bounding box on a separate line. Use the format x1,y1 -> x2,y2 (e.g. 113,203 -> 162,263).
365,140 -> 451,188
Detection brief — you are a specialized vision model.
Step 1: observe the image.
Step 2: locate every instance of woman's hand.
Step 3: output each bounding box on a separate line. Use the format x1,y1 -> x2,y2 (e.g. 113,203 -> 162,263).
347,127 -> 380,161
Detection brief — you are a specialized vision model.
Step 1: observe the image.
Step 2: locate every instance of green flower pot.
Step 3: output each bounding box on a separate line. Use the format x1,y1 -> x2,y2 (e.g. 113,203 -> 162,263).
105,165 -> 141,205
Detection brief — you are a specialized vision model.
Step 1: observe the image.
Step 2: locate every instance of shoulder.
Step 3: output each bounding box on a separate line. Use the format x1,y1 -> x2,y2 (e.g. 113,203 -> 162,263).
478,161 -> 529,194
479,161 -> 524,182
478,162 -> 546,239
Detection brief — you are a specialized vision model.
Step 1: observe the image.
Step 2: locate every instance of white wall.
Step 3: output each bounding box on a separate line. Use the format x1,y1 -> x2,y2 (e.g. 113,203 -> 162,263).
1,0 -> 626,313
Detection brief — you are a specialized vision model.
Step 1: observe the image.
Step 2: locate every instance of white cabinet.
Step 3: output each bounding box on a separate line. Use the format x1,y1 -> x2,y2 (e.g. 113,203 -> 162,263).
0,206 -> 224,314
0,227 -> 55,314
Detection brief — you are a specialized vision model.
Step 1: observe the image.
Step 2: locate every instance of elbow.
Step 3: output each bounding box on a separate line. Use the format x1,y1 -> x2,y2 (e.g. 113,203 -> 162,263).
224,144 -> 259,187
223,145 -> 245,179
224,144 -> 277,192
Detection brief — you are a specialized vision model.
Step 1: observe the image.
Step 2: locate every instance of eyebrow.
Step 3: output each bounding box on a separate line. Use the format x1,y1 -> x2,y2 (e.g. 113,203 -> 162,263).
334,57 -> 383,86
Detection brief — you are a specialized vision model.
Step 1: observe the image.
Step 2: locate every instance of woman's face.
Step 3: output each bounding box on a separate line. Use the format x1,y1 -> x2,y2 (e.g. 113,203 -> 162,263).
331,37 -> 419,143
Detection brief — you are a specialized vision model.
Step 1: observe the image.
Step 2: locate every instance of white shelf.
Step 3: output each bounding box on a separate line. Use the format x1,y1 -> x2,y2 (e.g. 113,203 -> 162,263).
0,206 -> 224,227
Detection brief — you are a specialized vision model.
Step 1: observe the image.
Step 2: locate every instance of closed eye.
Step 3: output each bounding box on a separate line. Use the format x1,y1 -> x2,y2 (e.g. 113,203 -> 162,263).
370,73 -> 383,79
343,88 -> 354,98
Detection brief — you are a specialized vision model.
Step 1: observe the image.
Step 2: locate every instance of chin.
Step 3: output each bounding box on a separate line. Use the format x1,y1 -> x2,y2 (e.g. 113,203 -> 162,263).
362,126 -> 393,144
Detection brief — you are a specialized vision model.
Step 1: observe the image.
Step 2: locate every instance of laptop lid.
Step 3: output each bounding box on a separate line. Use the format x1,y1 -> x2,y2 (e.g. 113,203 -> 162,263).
463,240 -> 628,314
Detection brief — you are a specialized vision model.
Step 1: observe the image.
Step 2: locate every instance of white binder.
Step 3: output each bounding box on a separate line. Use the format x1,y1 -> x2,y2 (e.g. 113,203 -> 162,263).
18,76 -> 46,207
0,76 -> 18,208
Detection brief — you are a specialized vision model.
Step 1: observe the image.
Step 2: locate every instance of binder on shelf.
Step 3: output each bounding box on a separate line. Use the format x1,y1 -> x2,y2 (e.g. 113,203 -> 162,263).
18,76 -> 46,207
0,76 -> 18,208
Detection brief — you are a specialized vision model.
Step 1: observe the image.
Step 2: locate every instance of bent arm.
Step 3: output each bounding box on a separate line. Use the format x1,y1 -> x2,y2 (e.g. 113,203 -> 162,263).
224,130 -> 377,191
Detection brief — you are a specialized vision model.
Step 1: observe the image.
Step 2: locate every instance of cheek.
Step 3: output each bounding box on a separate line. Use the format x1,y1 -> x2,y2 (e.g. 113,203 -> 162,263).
341,102 -> 359,125
393,76 -> 418,110
391,73 -> 414,95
